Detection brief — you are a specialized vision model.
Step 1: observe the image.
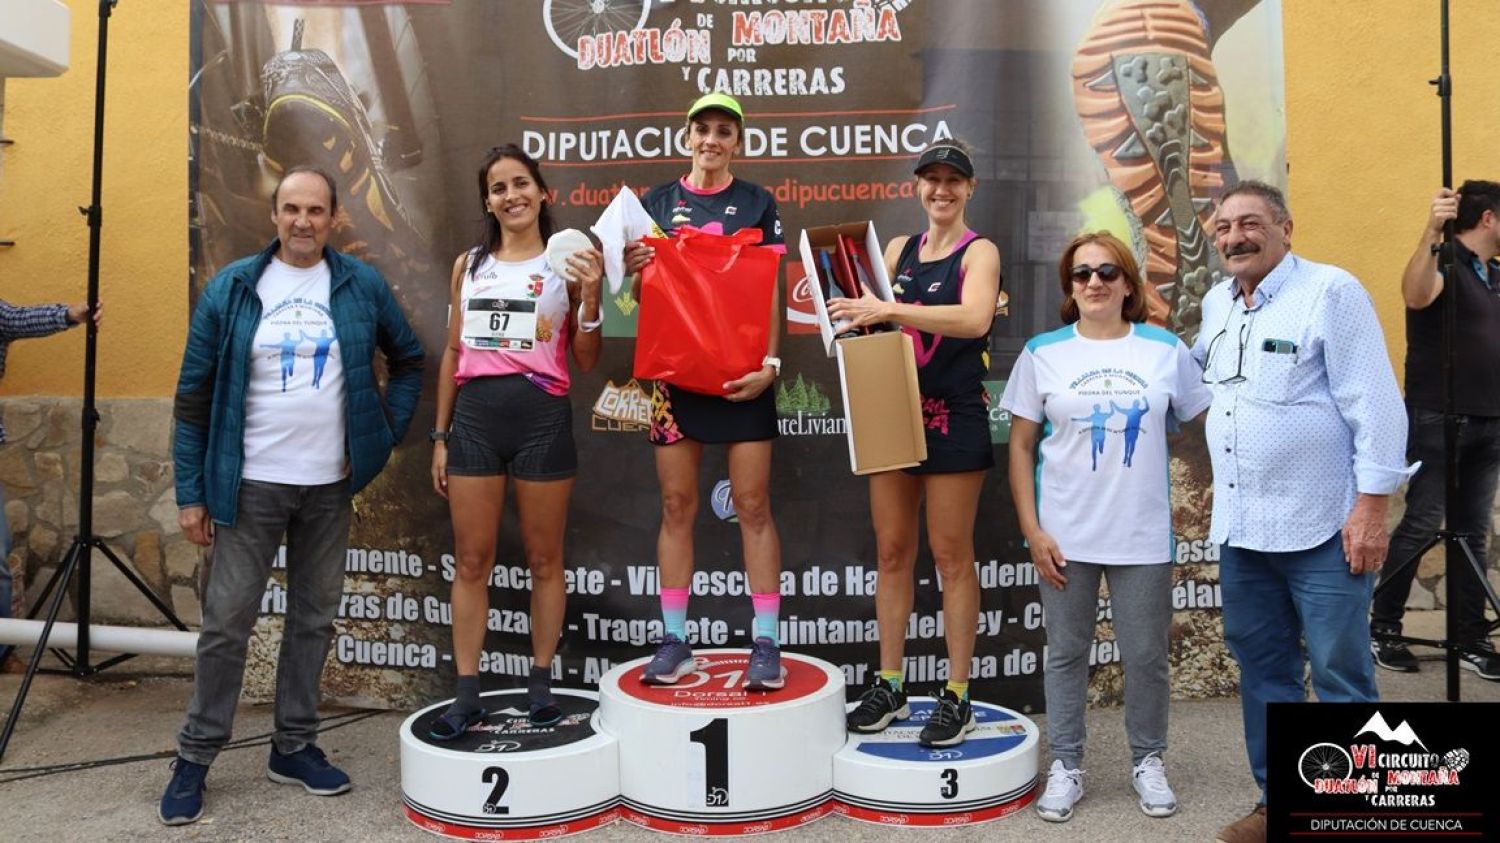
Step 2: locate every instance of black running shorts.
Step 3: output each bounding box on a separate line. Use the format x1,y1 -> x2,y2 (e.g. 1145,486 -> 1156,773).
447,375 -> 576,480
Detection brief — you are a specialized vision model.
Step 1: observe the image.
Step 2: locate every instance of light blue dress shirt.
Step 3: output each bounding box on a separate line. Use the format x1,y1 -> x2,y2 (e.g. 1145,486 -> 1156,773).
1191,253 -> 1414,552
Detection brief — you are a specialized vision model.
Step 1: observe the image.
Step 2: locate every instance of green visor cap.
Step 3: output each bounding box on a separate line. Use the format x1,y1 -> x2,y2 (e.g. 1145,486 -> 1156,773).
687,91 -> 745,122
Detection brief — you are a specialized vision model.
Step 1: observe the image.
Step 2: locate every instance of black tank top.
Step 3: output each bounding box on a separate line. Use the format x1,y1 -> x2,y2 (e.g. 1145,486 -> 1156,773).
892,231 -> 993,404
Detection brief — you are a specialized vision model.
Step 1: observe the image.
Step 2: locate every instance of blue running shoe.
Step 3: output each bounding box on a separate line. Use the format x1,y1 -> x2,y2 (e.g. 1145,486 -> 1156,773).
745,637 -> 785,691
641,634 -> 695,685
158,757 -> 208,826
267,744 -> 352,795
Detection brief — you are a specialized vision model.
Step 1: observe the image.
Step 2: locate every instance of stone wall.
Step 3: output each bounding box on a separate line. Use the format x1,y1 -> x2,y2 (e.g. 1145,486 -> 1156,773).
3,397 -> 202,628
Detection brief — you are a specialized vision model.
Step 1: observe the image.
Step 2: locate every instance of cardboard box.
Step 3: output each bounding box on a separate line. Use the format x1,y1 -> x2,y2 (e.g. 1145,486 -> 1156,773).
834,330 -> 928,475
796,221 -> 896,357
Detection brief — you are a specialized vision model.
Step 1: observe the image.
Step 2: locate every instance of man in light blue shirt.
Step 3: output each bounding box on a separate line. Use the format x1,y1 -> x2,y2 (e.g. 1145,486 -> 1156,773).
1192,181 -> 1413,841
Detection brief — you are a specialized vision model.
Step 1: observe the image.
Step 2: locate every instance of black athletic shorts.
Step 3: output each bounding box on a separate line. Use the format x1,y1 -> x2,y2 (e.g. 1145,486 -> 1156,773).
649,381 -> 777,446
447,375 -> 576,480
904,393 -> 995,475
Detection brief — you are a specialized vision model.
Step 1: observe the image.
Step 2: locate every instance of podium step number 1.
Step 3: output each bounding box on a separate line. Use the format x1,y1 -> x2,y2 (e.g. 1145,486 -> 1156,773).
598,649 -> 847,835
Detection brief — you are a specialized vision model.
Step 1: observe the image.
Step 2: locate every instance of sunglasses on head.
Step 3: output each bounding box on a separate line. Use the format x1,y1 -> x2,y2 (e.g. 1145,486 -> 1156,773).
1069,263 -> 1125,284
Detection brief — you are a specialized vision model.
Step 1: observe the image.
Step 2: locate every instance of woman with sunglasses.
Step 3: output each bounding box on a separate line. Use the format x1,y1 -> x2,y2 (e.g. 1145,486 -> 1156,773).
999,231 -> 1210,822
826,140 -> 1001,747
428,145 -> 603,739
622,92 -> 789,691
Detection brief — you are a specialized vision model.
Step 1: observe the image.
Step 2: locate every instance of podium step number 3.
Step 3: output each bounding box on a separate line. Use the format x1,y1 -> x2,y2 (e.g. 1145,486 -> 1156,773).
833,697 -> 1040,826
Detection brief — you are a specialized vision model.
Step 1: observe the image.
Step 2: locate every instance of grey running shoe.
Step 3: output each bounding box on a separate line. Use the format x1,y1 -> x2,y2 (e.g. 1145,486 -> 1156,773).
641,634 -> 695,685
744,637 -> 786,691
1036,759 -> 1084,822
846,676 -> 910,733
1131,752 -> 1178,817
919,688 -> 976,747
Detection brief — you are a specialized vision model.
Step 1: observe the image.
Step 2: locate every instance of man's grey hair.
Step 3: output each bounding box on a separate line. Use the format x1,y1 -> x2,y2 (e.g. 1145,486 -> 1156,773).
1220,179 -> 1290,223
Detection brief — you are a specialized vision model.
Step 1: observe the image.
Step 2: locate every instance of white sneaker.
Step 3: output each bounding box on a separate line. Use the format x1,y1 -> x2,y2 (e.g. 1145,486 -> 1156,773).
1131,752 -> 1178,817
1036,759 -> 1084,822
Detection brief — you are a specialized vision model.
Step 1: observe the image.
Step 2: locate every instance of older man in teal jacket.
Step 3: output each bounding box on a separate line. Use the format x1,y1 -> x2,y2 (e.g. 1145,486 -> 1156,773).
160,167 -> 424,826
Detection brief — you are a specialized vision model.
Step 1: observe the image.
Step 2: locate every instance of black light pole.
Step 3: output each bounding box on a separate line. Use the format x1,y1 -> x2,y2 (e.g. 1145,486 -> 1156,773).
1434,0 -> 1462,704
0,0 -> 187,764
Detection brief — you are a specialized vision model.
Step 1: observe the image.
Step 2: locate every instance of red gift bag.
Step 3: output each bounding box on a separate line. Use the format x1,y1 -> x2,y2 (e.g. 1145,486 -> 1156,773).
633,226 -> 779,395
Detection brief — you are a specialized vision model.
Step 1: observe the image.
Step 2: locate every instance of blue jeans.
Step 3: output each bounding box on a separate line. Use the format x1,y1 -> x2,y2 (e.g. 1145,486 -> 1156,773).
176,478 -> 351,765
1220,532 -> 1378,801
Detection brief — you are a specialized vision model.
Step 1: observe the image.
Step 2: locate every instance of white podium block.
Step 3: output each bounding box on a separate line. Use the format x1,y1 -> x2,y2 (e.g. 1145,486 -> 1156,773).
598,649 -> 846,835
400,689 -> 620,840
833,698 -> 1040,826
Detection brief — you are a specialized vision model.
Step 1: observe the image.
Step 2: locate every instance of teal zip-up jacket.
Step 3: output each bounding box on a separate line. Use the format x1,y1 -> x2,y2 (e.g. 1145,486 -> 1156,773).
173,241 -> 426,526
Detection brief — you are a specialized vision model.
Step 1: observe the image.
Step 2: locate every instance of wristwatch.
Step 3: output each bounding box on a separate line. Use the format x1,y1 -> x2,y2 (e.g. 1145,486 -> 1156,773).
428,429 -> 450,443
761,355 -> 782,377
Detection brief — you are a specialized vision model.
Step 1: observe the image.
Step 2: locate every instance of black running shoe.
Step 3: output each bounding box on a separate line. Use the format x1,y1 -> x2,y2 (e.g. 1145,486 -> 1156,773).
1458,640 -> 1500,681
1370,629 -> 1418,673
919,688 -> 976,747
846,676 -> 910,733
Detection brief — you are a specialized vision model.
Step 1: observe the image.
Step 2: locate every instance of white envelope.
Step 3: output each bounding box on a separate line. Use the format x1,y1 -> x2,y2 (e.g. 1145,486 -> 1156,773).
591,186 -> 663,294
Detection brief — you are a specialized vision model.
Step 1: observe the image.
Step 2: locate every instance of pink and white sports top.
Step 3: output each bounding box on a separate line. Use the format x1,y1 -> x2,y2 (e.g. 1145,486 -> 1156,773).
454,251 -> 572,396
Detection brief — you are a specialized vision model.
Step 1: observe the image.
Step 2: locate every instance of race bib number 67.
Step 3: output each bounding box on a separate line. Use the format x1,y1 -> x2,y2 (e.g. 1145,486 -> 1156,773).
463,298 -> 538,350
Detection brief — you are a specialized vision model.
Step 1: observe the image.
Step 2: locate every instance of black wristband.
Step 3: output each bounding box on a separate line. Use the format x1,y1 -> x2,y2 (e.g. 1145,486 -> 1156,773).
428,429 -> 449,443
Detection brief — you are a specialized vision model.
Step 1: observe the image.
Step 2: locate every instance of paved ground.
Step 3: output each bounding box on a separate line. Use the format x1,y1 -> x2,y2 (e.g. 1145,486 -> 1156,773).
1,609 -> 1496,842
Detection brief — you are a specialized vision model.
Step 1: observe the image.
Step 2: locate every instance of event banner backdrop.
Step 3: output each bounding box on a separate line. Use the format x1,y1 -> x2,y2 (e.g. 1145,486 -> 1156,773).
189,0 -> 1285,710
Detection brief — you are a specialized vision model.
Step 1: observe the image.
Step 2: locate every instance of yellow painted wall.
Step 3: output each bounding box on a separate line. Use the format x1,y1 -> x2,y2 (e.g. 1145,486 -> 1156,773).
1,1 -> 1495,399
0,1 -> 187,397
1284,0 -> 1500,377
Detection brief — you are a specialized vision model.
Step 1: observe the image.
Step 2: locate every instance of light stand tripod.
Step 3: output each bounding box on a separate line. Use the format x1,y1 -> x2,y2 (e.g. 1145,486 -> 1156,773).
0,0 -> 187,763
1371,0 -> 1500,703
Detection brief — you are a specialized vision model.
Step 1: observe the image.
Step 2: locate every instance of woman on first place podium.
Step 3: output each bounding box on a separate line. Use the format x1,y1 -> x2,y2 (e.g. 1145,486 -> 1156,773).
826,140 -> 1002,747
623,92 -> 789,691
428,145 -> 604,739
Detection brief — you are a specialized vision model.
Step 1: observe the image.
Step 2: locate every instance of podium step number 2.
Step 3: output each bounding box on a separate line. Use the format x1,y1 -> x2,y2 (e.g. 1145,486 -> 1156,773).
400,689 -> 620,840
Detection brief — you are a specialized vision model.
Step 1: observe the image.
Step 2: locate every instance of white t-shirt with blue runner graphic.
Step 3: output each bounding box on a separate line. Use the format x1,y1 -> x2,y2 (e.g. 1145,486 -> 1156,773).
999,323 -> 1211,565
242,257 -> 348,485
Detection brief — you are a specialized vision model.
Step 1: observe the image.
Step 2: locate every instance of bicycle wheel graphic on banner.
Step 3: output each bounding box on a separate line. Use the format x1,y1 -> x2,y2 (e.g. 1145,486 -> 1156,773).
544,0 -> 651,58
1297,742 -> 1353,790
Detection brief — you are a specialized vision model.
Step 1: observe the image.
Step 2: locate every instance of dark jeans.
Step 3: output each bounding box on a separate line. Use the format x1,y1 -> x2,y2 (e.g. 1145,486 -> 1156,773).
1372,408 -> 1500,643
176,478 -> 351,765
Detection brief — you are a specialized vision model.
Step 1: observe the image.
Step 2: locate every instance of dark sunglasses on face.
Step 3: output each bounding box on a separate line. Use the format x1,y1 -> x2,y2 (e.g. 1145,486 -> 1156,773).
1069,263 -> 1125,284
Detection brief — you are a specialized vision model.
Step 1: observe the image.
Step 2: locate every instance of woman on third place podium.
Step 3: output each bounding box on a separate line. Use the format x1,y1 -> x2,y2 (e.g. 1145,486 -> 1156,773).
826,140 -> 1001,747
428,145 -> 604,738
623,92 -> 788,691
1000,232 -> 1210,822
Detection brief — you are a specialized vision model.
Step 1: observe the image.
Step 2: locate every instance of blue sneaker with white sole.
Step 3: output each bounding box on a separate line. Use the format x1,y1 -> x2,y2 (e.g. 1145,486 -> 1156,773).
266,744 -> 352,796
641,634 -> 696,685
